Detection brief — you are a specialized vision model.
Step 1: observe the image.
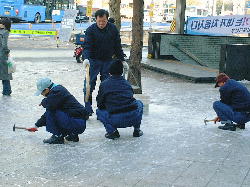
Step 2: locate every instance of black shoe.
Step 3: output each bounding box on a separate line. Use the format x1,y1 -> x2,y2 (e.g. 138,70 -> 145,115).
105,130 -> 120,140
43,135 -> 64,144
65,134 -> 79,142
218,123 -> 236,131
133,129 -> 143,137
236,124 -> 245,129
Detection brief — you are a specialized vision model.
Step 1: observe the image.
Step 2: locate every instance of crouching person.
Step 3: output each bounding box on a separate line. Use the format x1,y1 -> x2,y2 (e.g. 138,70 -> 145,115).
213,73 -> 250,131
34,78 -> 89,144
96,60 -> 143,139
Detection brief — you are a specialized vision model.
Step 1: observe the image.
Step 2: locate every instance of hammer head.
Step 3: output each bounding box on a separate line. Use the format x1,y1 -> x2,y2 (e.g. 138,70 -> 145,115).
204,118 -> 208,125
13,124 -> 15,131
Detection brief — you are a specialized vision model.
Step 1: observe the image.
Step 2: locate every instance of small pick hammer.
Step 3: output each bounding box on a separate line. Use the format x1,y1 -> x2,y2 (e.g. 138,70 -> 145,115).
13,124 -> 38,132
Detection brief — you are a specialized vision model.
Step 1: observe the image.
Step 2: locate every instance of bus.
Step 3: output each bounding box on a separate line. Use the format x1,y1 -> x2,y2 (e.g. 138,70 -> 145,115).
0,0 -> 73,23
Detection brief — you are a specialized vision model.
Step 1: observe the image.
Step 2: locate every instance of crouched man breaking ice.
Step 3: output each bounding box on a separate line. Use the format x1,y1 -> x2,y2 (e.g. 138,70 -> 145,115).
96,60 -> 144,139
34,78 -> 89,144
213,73 -> 250,131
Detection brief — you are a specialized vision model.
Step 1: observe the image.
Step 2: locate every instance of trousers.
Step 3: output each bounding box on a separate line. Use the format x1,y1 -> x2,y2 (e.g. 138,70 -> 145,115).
45,110 -> 86,136
213,101 -> 250,124
96,100 -> 143,133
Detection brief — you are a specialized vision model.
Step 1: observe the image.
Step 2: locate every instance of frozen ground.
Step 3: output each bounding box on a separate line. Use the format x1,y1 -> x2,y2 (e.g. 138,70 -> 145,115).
1,37 -> 250,187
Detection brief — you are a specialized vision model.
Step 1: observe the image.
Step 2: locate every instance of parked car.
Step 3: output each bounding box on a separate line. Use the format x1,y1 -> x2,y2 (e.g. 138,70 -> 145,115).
75,15 -> 89,23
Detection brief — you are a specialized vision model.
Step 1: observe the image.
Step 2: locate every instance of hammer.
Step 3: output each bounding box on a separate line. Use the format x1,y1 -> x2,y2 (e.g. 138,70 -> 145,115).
204,118 -> 216,125
13,124 -> 38,132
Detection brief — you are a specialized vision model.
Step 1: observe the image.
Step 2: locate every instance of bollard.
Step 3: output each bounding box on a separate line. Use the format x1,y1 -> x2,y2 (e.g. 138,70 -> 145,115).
134,94 -> 150,115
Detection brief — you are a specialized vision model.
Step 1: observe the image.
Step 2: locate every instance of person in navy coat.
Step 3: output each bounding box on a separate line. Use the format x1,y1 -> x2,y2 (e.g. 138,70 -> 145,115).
213,73 -> 250,131
34,78 -> 89,144
96,60 -> 143,139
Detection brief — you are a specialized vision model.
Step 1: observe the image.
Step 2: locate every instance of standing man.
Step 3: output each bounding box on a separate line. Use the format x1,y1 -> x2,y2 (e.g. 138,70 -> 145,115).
83,9 -> 126,116
213,73 -> 250,131
96,60 -> 143,139
34,78 -> 89,144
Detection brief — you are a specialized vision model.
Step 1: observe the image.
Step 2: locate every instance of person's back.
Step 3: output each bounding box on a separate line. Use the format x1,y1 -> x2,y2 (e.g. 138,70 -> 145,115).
96,60 -> 143,139
219,79 -> 250,111
97,75 -> 137,114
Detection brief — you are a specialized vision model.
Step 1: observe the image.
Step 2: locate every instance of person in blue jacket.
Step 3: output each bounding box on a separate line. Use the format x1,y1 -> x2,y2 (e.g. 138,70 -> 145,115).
34,78 -> 89,144
213,73 -> 250,131
83,9 -> 126,116
96,60 -> 143,139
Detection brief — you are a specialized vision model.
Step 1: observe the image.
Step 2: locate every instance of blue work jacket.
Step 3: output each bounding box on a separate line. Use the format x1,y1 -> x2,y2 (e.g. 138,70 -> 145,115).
35,85 -> 88,127
83,22 -> 125,61
96,75 -> 137,114
220,79 -> 250,111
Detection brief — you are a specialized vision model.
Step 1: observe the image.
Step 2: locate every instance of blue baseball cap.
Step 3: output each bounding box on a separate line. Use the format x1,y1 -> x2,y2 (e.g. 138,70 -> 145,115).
35,78 -> 52,96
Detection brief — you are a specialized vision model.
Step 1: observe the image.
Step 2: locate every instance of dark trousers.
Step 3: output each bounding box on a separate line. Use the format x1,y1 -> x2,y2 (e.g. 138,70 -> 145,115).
213,101 -> 250,124
45,110 -> 86,136
83,59 -> 113,111
2,80 -> 11,95
96,100 -> 143,133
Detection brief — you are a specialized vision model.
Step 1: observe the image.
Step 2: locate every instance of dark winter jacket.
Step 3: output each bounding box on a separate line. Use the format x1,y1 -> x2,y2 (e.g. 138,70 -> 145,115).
35,85 -> 88,127
220,79 -> 250,111
83,22 -> 125,61
0,29 -> 12,80
96,75 -> 138,114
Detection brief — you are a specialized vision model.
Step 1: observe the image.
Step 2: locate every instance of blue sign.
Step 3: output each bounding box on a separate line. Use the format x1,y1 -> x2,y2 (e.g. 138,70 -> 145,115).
186,15 -> 250,36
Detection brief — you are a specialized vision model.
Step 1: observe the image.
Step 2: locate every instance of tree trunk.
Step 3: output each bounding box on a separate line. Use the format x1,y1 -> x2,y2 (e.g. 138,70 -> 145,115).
175,0 -> 186,34
128,0 -> 144,94
109,0 -> 121,31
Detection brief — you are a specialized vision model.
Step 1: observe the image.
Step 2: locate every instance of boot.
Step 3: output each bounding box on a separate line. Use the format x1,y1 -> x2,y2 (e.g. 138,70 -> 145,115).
218,123 -> 236,131
43,135 -> 64,144
133,129 -> 143,137
105,130 -> 120,140
236,123 -> 245,129
65,134 -> 79,142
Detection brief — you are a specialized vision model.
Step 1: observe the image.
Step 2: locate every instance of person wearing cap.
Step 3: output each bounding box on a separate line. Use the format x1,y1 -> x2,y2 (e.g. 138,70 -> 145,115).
34,78 -> 89,144
213,73 -> 250,131
96,60 -> 143,139
82,9 -> 127,116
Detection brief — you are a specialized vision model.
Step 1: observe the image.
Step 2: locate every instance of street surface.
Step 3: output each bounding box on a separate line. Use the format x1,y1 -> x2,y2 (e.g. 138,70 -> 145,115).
1,37 -> 250,187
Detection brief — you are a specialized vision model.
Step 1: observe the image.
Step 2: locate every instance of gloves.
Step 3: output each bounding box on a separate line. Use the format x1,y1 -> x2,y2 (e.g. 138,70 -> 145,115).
122,61 -> 129,72
83,59 -> 90,68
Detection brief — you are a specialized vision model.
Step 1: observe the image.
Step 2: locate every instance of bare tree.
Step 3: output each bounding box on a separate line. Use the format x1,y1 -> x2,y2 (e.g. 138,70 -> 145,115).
128,0 -> 144,94
109,0 -> 121,31
175,0 -> 186,34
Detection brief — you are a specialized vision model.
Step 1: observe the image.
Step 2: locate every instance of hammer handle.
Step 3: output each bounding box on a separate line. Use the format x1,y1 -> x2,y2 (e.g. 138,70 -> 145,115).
15,126 -> 28,130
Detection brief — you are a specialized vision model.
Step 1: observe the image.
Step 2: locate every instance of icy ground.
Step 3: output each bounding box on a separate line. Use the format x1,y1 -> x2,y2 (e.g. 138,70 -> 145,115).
1,38 -> 250,187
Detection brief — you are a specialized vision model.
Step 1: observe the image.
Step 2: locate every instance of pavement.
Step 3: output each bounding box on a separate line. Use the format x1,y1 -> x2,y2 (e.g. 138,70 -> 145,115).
1,37 -> 250,187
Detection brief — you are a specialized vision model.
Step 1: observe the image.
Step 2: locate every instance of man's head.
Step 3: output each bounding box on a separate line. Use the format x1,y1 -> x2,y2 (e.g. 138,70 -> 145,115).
109,59 -> 123,76
215,73 -> 230,88
95,9 -> 109,29
35,78 -> 53,96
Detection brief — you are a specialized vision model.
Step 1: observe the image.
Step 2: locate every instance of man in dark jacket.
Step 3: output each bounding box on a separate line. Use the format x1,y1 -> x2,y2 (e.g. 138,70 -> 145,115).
96,60 -> 143,139
34,78 -> 89,144
83,9 -> 125,116
213,73 -> 250,131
